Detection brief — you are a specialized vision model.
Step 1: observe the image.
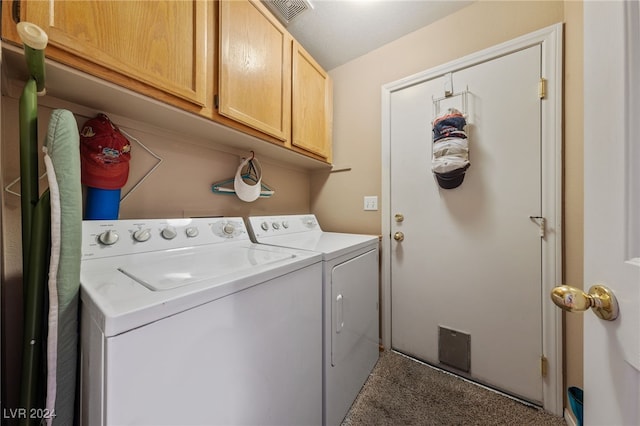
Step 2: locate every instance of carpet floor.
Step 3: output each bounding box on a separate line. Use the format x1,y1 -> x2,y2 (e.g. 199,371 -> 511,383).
342,350 -> 567,426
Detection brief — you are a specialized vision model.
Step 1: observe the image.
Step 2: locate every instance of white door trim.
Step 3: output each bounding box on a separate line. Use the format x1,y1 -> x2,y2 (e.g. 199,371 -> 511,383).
380,23 -> 563,415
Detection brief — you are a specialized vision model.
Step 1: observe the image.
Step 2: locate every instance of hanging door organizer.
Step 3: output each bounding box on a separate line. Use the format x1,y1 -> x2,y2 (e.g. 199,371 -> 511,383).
431,77 -> 471,190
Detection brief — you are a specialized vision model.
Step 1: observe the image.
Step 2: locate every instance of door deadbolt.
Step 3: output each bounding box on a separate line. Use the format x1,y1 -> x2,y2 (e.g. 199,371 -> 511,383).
394,232 -> 404,242
550,284 -> 619,321
395,213 -> 404,222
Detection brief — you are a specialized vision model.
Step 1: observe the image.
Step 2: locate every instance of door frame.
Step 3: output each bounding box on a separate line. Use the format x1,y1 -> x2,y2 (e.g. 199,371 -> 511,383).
380,24 -> 563,415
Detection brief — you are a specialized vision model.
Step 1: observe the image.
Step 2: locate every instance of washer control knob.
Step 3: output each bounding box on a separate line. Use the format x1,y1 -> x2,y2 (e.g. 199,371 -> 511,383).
272,222 -> 280,230
133,228 -> 151,242
185,226 -> 199,238
261,222 -> 269,231
282,221 -> 289,229
98,230 -> 119,246
223,223 -> 235,235
161,226 -> 177,240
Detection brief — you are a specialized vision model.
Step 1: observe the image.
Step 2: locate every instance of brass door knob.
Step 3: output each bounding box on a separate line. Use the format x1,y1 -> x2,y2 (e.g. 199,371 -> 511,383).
394,232 -> 404,242
395,213 -> 404,222
550,284 -> 619,321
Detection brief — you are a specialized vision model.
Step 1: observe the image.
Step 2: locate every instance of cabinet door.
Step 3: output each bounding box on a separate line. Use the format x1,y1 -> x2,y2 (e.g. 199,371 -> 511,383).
22,0 -> 208,106
218,0 -> 291,143
292,41 -> 332,161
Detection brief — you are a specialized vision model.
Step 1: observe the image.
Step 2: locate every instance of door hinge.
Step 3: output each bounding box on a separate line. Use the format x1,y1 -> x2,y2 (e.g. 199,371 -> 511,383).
540,356 -> 548,377
538,78 -> 547,99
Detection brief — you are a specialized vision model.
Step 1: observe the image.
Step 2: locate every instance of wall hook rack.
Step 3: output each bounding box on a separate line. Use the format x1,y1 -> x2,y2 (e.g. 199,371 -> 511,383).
211,152 -> 275,199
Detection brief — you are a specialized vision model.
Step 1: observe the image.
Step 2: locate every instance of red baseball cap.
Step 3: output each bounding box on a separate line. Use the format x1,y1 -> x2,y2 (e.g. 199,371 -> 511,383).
80,113 -> 131,190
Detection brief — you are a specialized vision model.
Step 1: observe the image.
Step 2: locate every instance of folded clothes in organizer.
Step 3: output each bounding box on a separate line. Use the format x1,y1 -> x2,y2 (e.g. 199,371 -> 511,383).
433,110 -> 468,142
431,108 -> 470,189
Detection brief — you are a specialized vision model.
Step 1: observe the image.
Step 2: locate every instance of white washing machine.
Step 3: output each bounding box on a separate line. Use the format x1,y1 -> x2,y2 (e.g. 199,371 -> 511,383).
79,217 -> 323,426
246,214 -> 379,426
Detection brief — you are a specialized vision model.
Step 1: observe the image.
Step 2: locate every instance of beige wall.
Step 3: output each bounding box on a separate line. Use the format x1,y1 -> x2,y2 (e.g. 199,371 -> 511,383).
562,0 -> 584,392
0,95 -> 312,414
311,0 -> 583,404
1,0 -> 585,414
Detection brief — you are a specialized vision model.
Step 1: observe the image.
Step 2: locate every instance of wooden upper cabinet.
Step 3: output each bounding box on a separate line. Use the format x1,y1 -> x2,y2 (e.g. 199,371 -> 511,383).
218,0 -> 292,143
292,40 -> 332,161
1,0 -> 332,164
18,0 -> 209,107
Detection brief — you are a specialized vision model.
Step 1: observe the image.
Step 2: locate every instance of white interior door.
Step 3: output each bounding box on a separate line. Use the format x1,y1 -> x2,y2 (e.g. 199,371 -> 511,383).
583,2 -> 640,425
381,24 -> 564,414
390,45 -> 544,404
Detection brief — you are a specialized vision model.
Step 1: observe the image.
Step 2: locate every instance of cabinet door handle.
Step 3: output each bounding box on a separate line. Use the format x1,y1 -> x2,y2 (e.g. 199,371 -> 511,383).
12,1 -> 21,23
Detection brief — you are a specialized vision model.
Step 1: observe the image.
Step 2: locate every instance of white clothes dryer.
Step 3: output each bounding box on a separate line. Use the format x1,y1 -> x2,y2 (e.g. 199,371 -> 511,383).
79,217 -> 323,426
246,214 -> 379,426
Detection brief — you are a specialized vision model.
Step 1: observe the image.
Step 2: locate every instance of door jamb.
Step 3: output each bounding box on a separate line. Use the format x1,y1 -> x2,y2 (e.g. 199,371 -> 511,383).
380,23 -> 563,415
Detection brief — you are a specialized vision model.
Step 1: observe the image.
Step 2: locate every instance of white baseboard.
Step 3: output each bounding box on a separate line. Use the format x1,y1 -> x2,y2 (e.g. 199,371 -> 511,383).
564,407 -> 578,426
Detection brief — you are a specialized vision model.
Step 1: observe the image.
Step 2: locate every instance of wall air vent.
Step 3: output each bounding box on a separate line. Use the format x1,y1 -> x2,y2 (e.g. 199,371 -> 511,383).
262,0 -> 313,25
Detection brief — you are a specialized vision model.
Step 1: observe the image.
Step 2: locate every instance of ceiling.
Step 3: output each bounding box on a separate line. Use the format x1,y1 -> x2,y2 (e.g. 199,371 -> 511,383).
276,0 -> 474,70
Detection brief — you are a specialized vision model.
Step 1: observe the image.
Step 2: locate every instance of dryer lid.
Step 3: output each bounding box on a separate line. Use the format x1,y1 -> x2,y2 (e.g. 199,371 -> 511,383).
256,232 -> 378,260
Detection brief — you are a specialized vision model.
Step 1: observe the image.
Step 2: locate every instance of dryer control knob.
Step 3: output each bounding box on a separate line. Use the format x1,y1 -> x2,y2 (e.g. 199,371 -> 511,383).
282,221 -> 289,229
98,230 -> 119,246
261,222 -> 269,231
185,226 -> 199,238
223,223 -> 235,235
272,222 -> 280,230
133,228 -> 151,242
161,226 -> 177,240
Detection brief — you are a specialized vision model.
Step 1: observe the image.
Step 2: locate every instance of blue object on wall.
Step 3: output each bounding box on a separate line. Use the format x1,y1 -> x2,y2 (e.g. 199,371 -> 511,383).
84,187 -> 121,220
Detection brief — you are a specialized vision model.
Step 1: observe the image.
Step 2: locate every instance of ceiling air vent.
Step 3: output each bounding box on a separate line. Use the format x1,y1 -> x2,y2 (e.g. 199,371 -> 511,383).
262,0 -> 313,25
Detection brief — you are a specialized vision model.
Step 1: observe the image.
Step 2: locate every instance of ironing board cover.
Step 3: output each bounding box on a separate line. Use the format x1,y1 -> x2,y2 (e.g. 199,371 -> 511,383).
43,109 -> 82,426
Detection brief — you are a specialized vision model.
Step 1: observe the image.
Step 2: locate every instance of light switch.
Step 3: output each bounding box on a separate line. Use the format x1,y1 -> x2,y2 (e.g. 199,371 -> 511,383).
364,196 -> 378,211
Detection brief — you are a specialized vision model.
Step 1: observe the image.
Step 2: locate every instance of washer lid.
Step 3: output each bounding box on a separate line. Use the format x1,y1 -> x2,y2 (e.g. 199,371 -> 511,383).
117,244 -> 295,291
81,242 -> 321,337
